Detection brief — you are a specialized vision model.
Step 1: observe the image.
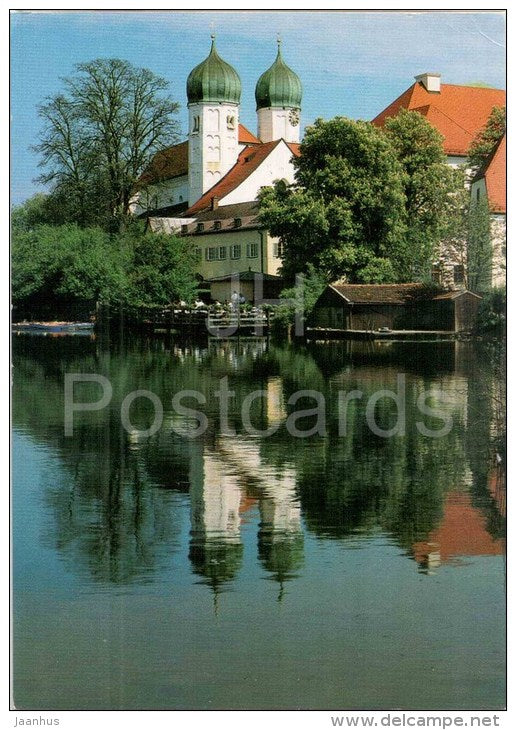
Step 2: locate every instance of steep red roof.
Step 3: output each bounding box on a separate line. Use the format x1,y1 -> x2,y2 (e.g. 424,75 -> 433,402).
139,124 -> 262,187
139,140 -> 188,186
238,123 -> 261,145
373,82 -> 505,157
483,134 -> 506,214
286,142 -> 301,157
185,139 -> 301,216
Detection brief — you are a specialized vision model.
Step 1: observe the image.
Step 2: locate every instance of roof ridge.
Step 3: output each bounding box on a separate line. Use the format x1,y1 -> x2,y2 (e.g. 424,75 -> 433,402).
425,104 -> 475,137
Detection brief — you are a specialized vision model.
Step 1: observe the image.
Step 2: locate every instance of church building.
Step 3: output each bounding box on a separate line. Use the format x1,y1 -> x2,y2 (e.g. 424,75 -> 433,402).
135,36 -> 302,299
136,39 -> 505,300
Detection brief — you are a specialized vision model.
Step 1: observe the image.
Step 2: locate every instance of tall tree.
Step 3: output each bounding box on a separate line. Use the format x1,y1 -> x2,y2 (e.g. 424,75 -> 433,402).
467,106 -> 506,171
384,109 -> 466,281
259,117 -> 407,283
467,196 -> 492,293
34,58 -> 180,231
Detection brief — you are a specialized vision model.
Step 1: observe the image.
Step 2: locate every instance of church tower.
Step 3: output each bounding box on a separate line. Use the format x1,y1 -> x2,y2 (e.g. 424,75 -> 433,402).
186,36 -> 241,206
255,40 -> 302,144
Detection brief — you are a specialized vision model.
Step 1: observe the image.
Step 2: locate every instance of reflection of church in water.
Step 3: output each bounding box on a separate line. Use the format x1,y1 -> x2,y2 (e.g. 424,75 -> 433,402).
187,377 -> 303,600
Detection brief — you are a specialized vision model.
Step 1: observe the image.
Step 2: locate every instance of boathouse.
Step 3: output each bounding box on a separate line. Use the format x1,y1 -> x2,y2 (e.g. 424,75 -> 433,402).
310,283 -> 482,333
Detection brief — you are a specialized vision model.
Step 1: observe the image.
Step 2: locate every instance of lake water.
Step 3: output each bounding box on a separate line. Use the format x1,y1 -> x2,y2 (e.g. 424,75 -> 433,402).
12,332 -> 506,710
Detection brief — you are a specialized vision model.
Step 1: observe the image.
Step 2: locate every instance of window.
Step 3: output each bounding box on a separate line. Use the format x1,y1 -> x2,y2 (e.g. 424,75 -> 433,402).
218,246 -> 227,260
213,220 -> 221,230
247,243 -> 259,259
454,265 -> 465,285
206,247 -> 218,261
195,247 -> 202,262
192,115 -> 200,133
273,241 -> 284,258
227,114 -> 236,130
181,224 -> 188,235
230,244 -> 241,260
476,188 -> 481,202
431,266 -> 442,284
197,222 -> 204,233
234,218 -> 242,228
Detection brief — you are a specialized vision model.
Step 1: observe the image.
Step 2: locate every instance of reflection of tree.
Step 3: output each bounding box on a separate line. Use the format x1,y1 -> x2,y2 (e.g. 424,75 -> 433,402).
13,333 -> 504,589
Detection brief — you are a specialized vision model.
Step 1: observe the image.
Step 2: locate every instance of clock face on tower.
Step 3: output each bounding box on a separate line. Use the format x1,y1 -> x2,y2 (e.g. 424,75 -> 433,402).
288,109 -> 300,126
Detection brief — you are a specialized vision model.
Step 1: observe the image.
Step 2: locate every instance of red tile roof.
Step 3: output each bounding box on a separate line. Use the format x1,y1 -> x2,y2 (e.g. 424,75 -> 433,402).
139,140 -> 189,186
373,82 -> 505,157
238,123 -> 261,145
482,133 -> 506,214
139,124 -> 262,187
185,139 -> 301,216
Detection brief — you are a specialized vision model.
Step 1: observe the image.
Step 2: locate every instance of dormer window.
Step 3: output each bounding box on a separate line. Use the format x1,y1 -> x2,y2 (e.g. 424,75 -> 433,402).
197,222 -> 204,233
213,221 -> 221,230
234,218 -> 242,228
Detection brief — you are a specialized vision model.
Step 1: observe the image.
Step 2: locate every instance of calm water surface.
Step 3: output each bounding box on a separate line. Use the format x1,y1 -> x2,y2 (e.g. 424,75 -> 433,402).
12,333 -> 505,710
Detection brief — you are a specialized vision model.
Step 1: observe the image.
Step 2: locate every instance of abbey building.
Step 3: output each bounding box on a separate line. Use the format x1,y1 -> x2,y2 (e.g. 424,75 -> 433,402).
136,38 -> 505,298
134,37 -> 302,295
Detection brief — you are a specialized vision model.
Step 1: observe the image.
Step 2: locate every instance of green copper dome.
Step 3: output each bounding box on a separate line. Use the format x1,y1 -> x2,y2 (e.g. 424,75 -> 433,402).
187,37 -> 241,105
255,42 -> 302,110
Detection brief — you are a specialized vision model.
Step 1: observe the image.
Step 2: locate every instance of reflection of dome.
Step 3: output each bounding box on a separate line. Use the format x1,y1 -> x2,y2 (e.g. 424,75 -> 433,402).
187,36 -> 241,105
258,527 -> 304,584
255,41 -> 302,110
189,537 -> 243,591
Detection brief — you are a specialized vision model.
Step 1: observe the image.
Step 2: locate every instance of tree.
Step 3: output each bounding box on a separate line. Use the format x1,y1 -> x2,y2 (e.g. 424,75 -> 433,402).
467,195 -> 492,293
12,224 -> 127,307
12,219 -> 198,315
467,106 -> 505,171
120,224 -> 198,308
34,58 -> 180,231
259,117 -> 407,283
384,109 -> 466,281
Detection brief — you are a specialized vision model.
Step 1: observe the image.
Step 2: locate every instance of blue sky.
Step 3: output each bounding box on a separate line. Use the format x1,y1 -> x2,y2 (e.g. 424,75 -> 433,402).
10,10 -> 506,205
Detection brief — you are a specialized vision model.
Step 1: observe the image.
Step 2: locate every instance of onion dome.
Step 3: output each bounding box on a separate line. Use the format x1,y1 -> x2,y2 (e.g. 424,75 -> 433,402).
255,40 -> 302,110
186,35 -> 241,105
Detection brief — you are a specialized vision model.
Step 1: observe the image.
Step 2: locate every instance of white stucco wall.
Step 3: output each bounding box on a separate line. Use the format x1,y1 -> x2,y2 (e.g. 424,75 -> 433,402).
257,107 -> 300,143
132,175 -> 189,215
490,213 -> 506,288
188,102 -> 240,206
219,141 -> 297,207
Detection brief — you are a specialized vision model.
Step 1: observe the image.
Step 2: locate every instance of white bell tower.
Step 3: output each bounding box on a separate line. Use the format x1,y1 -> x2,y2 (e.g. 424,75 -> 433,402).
255,40 -> 302,144
186,36 -> 241,206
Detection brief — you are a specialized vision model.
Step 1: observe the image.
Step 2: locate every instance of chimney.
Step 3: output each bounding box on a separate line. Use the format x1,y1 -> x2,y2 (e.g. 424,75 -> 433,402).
210,196 -> 219,211
414,72 -> 441,93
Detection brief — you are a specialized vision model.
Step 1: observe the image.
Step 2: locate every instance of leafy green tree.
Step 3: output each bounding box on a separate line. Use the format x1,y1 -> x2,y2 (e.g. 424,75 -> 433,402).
467,195 -> 493,293
12,224 -> 127,306
120,224 -> 198,308
272,265 -> 327,331
34,58 -> 180,231
384,109 -> 466,280
467,106 -> 505,171
12,220 -> 198,314
259,117 -> 407,283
